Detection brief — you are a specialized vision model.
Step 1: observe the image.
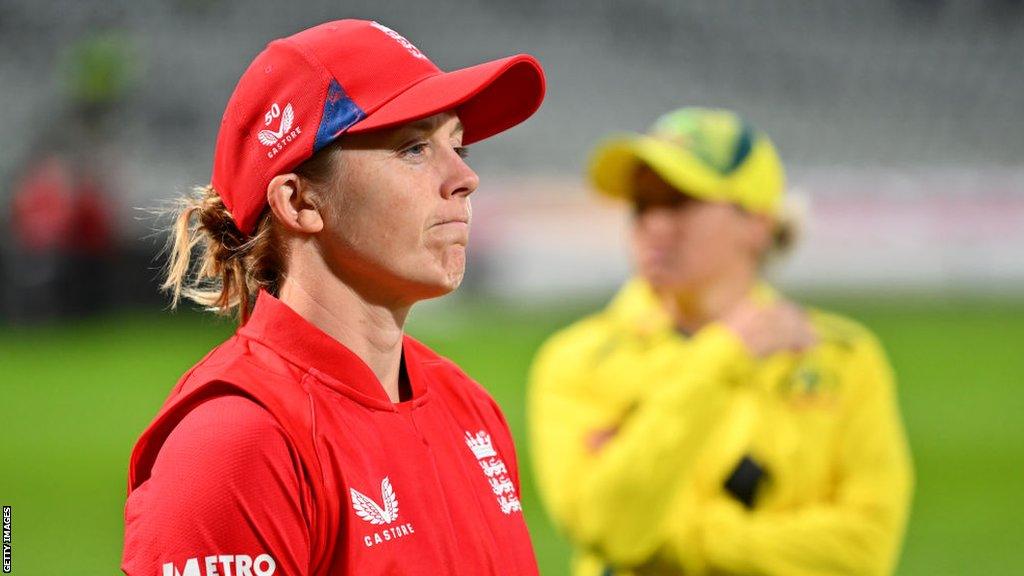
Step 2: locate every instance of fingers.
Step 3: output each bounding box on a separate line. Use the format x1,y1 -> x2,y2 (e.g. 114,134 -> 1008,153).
722,297 -> 817,358
776,302 -> 817,352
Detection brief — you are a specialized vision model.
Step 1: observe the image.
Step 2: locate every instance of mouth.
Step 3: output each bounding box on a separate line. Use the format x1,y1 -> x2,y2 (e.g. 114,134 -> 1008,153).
430,216 -> 470,229
428,216 -> 470,247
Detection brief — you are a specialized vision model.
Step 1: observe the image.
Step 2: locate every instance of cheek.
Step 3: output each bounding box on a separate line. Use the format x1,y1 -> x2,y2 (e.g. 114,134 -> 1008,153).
688,217 -> 728,250
664,214 -> 732,272
353,182 -> 453,278
328,167 -> 422,262
324,153 -> 465,292
690,214 -> 750,267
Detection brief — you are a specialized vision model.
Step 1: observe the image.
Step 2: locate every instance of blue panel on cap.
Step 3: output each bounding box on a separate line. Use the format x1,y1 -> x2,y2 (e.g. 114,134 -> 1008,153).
314,79 -> 366,152
725,122 -> 755,174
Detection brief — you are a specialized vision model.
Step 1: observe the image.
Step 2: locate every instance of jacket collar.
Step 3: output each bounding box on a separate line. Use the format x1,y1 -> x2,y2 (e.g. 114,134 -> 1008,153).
605,277 -> 779,336
238,290 -> 428,408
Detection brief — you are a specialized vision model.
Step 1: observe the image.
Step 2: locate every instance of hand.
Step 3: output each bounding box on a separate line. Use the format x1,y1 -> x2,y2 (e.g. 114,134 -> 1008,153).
721,297 -> 817,358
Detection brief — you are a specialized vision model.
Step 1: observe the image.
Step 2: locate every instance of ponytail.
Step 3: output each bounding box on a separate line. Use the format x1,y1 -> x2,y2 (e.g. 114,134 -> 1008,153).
161,185 -> 283,322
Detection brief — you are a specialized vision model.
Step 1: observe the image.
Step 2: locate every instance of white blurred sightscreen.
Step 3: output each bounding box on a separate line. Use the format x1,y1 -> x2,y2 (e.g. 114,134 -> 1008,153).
472,169 -> 1024,299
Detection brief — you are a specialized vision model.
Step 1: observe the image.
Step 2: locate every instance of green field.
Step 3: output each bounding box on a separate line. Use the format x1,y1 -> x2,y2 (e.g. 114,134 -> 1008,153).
2,295 -> 1023,575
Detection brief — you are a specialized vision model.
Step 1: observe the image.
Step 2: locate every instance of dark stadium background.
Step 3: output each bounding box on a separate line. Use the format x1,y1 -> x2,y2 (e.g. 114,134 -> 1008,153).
2,1 -> 1022,574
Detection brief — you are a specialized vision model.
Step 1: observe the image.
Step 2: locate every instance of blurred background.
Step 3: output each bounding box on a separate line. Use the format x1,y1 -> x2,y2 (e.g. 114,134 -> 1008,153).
1,0 -> 1022,574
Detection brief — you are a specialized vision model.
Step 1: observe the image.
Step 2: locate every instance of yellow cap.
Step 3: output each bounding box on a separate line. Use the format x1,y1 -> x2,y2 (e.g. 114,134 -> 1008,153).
588,107 -> 785,216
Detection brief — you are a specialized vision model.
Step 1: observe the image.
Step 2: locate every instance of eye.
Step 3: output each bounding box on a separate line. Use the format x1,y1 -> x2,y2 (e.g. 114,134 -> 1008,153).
400,141 -> 428,157
632,193 -> 685,216
633,201 -> 656,217
454,146 -> 470,159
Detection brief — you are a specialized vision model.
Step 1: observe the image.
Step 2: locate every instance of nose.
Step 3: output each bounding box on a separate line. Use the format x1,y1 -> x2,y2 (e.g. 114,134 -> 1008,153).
441,147 -> 479,199
636,205 -> 678,236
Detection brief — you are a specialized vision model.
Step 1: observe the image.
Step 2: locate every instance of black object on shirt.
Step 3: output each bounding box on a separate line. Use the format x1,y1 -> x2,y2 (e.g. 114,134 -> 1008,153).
724,454 -> 767,508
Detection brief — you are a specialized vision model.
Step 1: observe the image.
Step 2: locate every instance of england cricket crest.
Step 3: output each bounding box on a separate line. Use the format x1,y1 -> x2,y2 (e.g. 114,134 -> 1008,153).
465,430 -> 522,515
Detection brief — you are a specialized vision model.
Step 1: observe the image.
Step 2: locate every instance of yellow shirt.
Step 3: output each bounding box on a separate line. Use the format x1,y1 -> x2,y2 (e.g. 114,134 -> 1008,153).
528,279 -> 913,576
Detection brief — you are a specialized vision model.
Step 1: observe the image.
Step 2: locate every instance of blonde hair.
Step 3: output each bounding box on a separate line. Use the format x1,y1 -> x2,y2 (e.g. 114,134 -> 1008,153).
160,186 -> 282,322
160,141 -> 342,322
764,191 -> 807,264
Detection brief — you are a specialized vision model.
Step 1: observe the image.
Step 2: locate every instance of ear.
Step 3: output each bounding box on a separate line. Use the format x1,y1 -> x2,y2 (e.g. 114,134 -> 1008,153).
266,173 -> 324,234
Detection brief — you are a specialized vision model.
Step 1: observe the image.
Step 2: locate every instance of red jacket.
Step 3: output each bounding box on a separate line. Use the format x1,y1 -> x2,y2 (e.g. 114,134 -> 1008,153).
122,291 -> 538,576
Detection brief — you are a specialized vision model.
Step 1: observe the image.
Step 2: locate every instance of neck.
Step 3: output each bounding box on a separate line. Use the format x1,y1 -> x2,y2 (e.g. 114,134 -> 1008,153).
278,265 -> 411,403
657,270 -> 756,335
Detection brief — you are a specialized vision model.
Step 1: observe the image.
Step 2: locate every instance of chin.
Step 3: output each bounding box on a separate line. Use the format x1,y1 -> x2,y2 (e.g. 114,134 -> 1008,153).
434,248 -> 467,294
439,266 -> 466,295
385,248 -> 466,303
640,265 -> 675,286
641,269 -> 697,293
407,267 -> 465,302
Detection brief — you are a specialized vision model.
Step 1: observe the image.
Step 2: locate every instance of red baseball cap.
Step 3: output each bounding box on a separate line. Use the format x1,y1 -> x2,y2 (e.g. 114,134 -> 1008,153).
211,19 -> 546,235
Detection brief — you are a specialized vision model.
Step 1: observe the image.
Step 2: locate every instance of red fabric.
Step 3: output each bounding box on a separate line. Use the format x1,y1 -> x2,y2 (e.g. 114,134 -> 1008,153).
211,19 -> 545,234
72,176 -> 115,254
345,55 -> 544,142
11,157 -> 76,251
12,157 -> 116,253
123,291 -> 538,576
122,397 -> 309,576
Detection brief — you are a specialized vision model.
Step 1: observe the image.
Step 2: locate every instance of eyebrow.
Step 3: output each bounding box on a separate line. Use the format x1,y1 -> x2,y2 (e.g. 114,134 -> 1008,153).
404,117 -> 464,137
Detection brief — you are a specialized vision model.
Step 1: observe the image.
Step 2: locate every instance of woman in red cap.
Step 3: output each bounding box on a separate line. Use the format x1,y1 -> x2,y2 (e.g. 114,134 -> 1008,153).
122,20 -> 545,576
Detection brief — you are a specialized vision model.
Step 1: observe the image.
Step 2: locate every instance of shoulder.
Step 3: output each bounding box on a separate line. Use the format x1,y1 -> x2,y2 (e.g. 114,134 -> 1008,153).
123,396 -> 310,576
533,279 -> 668,373
527,307 -> 627,399
803,307 -> 896,396
135,396 -> 307,530
155,395 -> 299,479
178,334 -> 306,396
535,309 -> 618,370
127,395 -> 305,533
808,307 -> 886,356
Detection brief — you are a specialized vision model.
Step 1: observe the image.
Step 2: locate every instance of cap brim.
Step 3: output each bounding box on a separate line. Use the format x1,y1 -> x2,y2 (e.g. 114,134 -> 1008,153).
589,134 -> 727,203
347,54 -> 545,145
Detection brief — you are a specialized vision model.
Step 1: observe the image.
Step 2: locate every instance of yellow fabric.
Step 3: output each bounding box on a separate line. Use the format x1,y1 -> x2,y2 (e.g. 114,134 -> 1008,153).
528,279 -> 914,576
587,108 -> 786,216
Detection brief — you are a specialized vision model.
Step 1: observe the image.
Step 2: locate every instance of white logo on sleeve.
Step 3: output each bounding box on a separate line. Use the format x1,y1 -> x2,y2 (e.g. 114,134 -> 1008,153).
465,430 -> 522,515
351,477 -> 416,548
257,102 -> 301,159
161,553 -> 275,576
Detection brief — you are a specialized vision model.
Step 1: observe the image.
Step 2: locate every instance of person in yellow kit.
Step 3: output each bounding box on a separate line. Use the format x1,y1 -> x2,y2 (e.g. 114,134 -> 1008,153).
528,107 -> 913,576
